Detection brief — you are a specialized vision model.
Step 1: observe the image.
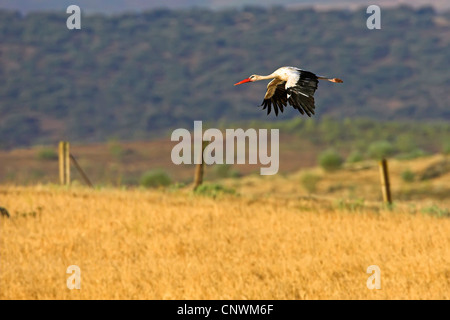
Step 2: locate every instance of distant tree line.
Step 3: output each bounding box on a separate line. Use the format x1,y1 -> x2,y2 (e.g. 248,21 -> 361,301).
0,6 -> 449,148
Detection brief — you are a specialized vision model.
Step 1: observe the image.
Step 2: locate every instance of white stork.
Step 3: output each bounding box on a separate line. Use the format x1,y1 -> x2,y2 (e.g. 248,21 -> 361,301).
234,66 -> 343,117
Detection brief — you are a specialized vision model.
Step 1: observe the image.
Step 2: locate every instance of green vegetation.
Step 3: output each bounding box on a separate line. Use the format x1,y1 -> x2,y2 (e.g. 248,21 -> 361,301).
346,151 -> 363,163
212,164 -> 241,179
396,149 -> 428,160
420,205 -> 450,218
194,183 -> 236,198
107,140 -> 133,161
443,142 -> 450,156
300,172 -> 321,193
0,6 -> 449,148
401,169 -> 415,183
318,149 -> 343,172
264,118 -> 449,159
36,147 -> 58,161
334,198 -> 368,213
367,141 -> 395,160
140,169 -> 172,188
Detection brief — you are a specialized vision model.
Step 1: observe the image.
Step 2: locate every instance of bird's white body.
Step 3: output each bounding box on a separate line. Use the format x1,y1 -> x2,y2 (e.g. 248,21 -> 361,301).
271,66 -> 302,88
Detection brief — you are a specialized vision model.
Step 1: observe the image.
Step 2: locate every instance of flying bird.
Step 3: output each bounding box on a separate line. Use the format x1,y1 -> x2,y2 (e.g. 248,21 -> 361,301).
234,66 -> 343,117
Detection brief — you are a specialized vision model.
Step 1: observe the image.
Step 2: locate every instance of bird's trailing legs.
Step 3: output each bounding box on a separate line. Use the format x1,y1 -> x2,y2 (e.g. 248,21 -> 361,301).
318,76 -> 343,83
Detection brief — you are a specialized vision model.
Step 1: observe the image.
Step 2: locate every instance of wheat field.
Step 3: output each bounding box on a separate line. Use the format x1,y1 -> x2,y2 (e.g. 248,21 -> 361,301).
1,183 -> 449,300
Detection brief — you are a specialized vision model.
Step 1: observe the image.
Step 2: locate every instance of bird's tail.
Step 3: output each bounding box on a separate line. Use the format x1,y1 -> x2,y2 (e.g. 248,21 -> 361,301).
318,76 -> 343,83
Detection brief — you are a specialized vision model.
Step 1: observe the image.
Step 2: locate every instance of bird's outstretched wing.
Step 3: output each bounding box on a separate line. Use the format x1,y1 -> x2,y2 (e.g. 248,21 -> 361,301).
287,88 -> 316,117
261,79 -> 288,116
286,70 -> 319,117
261,70 -> 319,117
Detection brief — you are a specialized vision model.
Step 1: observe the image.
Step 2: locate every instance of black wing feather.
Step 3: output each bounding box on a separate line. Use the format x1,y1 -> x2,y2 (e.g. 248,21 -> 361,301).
260,70 -> 319,117
287,87 -> 316,117
287,70 -> 318,117
260,82 -> 288,116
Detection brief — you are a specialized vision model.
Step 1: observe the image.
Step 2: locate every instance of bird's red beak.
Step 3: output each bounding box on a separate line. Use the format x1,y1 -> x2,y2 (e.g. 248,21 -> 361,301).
234,78 -> 252,86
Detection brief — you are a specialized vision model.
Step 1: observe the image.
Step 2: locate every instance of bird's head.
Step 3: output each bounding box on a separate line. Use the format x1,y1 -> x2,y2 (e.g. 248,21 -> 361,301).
234,75 -> 257,85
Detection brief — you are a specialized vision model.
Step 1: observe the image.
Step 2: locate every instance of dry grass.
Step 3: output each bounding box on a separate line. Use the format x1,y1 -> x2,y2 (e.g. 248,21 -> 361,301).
1,184 -> 449,300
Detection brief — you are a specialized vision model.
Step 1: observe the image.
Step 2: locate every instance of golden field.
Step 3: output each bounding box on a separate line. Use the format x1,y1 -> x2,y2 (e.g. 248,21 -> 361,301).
1,155 -> 450,300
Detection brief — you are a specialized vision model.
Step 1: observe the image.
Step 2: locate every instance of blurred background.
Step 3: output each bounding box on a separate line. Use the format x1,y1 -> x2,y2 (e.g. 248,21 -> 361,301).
0,0 -> 449,198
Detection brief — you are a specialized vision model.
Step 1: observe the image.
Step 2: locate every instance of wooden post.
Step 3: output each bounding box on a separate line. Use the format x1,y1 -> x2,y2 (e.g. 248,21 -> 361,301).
59,141 -> 70,185
193,141 -> 208,191
193,162 -> 204,191
378,158 -> 392,205
70,154 -> 94,188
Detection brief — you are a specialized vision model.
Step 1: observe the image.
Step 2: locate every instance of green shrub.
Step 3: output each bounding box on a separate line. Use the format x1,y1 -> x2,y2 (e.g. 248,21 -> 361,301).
229,169 -> 242,178
194,183 -> 236,198
367,141 -> 395,160
334,198 -> 367,212
395,134 -> 417,153
37,148 -> 58,161
301,173 -> 321,193
167,182 -> 187,191
140,169 -> 171,188
421,205 -> 450,218
213,164 -> 231,178
396,148 -> 427,160
443,142 -> 450,155
347,150 -> 363,163
121,175 -> 140,186
213,164 -> 241,179
401,169 -> 415,182
318,149 -> 343,172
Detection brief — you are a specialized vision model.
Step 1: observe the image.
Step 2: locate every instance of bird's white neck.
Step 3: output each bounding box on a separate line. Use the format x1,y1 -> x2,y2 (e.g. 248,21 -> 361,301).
253,73 -> 276,81
254,73 -> 276,81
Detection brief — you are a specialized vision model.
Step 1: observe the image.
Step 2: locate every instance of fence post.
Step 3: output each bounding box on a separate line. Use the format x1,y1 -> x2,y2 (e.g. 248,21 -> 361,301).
193,141 -> 208,191
378,158 -> 392,205
59,141 -> 70,185
70,154 -> 94,188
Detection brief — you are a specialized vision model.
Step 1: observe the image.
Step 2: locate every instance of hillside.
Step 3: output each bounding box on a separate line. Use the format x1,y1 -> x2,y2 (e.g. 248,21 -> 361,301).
1,6 -> 450,148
